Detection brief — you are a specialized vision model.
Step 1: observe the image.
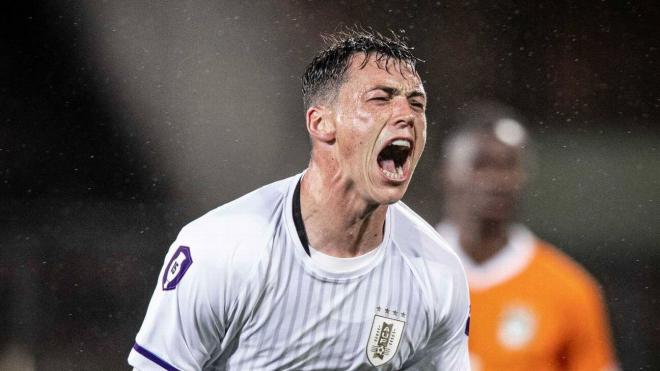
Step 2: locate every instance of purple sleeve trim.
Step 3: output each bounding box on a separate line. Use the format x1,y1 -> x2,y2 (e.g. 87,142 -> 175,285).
132,343 -> 180,371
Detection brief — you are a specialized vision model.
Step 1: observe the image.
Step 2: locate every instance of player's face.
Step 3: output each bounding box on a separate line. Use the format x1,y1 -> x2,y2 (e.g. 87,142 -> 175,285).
447,133 -> 526,222
330,55 -> 427,205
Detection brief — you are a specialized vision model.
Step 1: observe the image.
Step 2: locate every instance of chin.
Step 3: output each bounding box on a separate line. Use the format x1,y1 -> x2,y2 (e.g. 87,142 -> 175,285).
370,183 -> 409,205
478,211 -> 513,225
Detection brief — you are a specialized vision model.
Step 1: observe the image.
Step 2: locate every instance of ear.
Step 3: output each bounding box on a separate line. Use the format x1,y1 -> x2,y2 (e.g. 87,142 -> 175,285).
306,105 -> 335,143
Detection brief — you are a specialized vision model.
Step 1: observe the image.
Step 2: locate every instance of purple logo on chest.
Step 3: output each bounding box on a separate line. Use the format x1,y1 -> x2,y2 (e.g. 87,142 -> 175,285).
162,245 -> 193,291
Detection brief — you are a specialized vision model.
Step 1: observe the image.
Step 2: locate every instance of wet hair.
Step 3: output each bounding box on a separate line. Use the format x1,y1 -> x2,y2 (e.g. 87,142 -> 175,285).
301,27 -> 421,109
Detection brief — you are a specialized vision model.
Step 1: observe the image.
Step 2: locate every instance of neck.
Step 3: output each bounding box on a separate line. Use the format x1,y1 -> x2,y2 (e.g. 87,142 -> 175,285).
300,161 -> 387,258
452,216 -> 510,264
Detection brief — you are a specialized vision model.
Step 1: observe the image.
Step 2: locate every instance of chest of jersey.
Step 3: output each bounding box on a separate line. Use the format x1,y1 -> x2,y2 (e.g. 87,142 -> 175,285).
467,258 -> 573,371
469,290 -> 566,371
219,241 -> 433,370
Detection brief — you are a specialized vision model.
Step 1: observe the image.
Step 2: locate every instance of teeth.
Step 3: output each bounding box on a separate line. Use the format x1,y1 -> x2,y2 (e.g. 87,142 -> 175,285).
391,139 -> 411,148
382,166 -> 405,181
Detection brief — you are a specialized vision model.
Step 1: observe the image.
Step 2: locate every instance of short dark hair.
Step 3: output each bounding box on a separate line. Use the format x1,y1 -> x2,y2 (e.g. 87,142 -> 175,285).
452,100 -> 525,136
441,100 -> 533,170
301,27 -> 421,109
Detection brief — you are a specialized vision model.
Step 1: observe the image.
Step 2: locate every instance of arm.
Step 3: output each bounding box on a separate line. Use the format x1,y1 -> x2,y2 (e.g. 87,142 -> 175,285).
409,260 -> 471,370
565,277 -> 619,371
127,236 -> 228,371
429,272 -> 471,370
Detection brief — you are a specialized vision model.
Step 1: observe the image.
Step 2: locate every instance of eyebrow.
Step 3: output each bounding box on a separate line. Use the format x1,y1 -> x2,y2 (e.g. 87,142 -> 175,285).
369,85 -> 426,100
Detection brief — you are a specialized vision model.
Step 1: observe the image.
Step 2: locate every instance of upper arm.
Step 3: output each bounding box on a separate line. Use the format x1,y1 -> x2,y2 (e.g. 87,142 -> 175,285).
128,237 -> 229,371
432,265 -> 471,370
565,276 -> 618,371
409,259 -> 471,370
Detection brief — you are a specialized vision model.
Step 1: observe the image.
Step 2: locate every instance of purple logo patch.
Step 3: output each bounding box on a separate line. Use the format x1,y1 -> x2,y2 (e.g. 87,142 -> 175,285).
162,246 -> 193,291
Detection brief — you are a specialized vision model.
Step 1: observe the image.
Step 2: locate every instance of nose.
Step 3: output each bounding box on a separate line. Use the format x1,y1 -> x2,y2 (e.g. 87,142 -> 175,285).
391,96 -> 415,128
481,170 -> 525,194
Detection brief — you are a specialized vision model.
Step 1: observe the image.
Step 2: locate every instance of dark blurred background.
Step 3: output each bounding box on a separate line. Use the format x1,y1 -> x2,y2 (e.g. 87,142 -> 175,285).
1,1 -> 658,370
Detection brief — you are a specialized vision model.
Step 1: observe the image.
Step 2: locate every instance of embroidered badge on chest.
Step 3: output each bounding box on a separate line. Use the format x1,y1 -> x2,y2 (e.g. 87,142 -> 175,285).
366,306 -> 406,367
162,245 -> 193,291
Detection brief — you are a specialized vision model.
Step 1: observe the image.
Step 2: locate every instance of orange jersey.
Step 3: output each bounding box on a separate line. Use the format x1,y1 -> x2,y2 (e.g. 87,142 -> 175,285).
437,224 -> 618,371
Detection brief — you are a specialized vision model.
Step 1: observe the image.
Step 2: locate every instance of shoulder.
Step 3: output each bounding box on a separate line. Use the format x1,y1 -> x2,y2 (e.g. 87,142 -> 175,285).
174,175 -> 295,274
390,202 -> 465,274
390,202 -> 469,317
531,241 -> 603,297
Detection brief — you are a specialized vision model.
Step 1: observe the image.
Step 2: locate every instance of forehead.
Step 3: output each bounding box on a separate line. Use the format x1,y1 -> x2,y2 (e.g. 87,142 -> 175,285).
449,132 -> 525,168
342,53 -> 424,93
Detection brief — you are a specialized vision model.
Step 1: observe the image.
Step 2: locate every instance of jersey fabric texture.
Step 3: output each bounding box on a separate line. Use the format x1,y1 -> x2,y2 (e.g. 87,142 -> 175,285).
437,223 -> 618,371
128,173 -> 471,370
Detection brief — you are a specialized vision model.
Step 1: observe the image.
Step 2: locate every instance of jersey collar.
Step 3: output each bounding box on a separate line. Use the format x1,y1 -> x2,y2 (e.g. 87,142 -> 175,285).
436,222 -> 536,291
285,171 -> 392,280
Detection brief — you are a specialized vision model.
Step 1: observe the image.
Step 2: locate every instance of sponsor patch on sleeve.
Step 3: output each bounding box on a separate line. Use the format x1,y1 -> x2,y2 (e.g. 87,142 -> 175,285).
162,245 -> 193,291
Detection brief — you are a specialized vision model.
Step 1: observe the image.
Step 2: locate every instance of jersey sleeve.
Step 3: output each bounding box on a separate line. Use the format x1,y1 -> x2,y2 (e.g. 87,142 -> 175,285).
564,274 -> 619,371
432,267 -> 471,370
128,235 -> 229,370
411,259 -> 472,370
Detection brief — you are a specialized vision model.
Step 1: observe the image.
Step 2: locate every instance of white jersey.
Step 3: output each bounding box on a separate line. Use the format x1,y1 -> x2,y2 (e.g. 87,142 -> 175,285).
129,173 -> 471,370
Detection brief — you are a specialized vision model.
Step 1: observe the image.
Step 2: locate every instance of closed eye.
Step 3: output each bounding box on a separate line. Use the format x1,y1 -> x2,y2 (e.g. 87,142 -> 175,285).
366,86 -> 396,102
410,100 -> 425,111
368,95 -> 392,105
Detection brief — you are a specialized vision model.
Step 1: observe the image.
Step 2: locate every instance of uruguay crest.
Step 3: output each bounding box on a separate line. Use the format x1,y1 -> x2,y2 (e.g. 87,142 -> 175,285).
366,308 -> 406,367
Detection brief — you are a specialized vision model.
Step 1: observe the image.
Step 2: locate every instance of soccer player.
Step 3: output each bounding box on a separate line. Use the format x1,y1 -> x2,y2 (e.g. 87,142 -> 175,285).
435,101 -> 618,371
128,29 -> 471,370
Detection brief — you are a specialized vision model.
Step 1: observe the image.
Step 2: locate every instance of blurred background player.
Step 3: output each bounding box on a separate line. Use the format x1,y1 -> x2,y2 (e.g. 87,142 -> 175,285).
435,101 -> 619,371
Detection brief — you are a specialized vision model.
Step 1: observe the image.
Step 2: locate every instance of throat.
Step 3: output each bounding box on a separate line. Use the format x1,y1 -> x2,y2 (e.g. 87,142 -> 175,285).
459,222 -> 509,264
300,173 -> 387,257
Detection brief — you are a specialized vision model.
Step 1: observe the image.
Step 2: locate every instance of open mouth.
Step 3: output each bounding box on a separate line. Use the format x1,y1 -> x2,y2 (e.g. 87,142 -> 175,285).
377,139 -> 412,181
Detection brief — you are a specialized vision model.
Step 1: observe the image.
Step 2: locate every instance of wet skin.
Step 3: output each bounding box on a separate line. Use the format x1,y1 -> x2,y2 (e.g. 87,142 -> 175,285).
328,55 -> 427,207
300,54 -> 427,257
